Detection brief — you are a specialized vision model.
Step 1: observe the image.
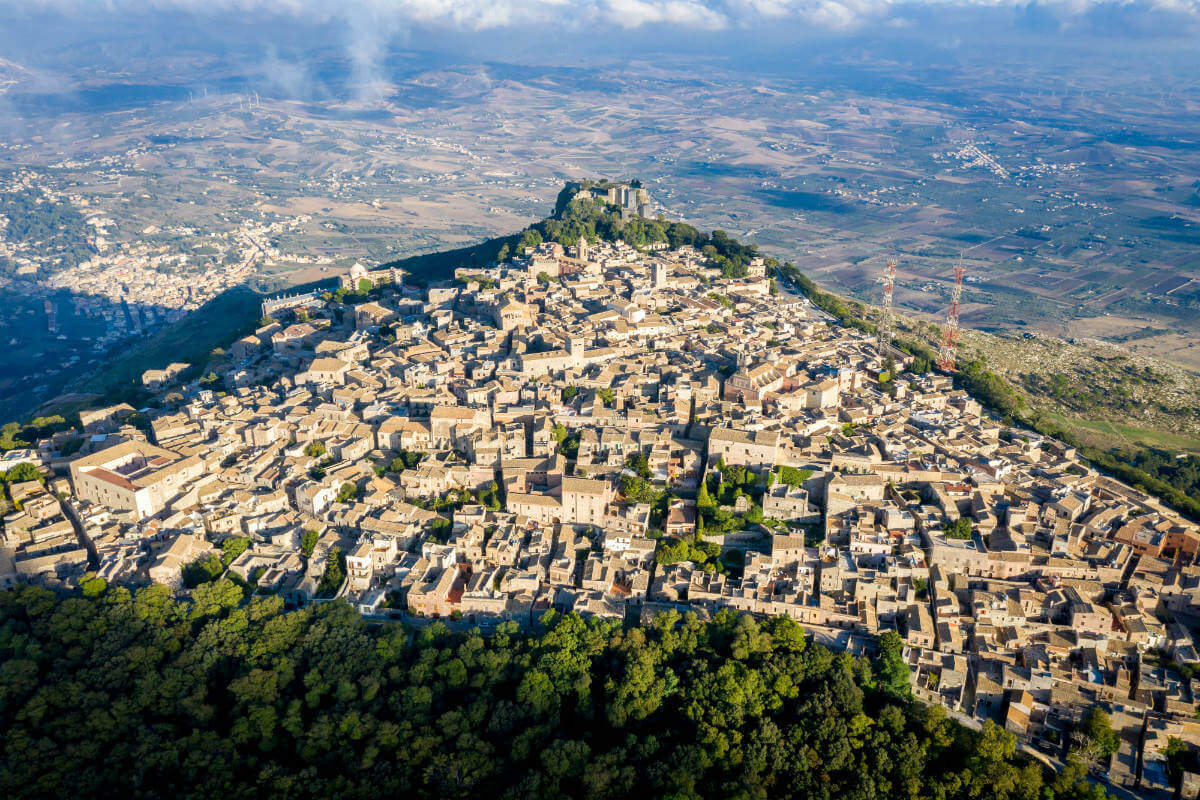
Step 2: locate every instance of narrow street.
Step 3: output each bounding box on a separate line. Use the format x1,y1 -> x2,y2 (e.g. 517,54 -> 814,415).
61,497 -> 99,571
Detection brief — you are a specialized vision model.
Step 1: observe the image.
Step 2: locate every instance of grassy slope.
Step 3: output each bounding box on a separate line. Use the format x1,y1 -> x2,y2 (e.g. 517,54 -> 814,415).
77,285 -> 263,398
958,328 -> 1200,456
883,315 -> 1200,457
1037,411 -> 1200,455
381,232 -> 519,284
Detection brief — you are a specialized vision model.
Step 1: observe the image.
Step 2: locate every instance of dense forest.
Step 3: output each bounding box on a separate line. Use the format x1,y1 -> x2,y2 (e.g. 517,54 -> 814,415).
0,584 -> 1110,800
1127,448 -> 1200,495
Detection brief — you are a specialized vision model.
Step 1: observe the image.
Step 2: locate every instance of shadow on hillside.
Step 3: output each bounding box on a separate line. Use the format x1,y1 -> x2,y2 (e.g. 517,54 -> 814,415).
4,211 -> 530,425
0,275 -> 337,424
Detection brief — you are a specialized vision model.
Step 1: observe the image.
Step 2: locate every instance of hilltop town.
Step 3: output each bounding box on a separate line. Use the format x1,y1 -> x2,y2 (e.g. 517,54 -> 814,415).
2,214 -> 1199,796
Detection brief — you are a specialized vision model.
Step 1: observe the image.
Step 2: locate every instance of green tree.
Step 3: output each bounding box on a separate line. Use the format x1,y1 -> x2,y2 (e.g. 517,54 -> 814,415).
945,517 -> 972,539
517,228 -> 543,253
300,529 -> 320,558
776,466 -> 813,488
189,577 -> 244,618
1162,737 -> 1191,798
627,451 -> 651,480
619,475 -> 660,505
0,462 -> 44,486
875,630 -> 911,697
79,573 -> 107,598
387,449 -> 424,472
765,616 -> 806,653
478,480 -> 502,511
220,537 -> 251,566
552,423 -> 568,446
316,547 -> 345,597
182,552 -> 224,588
0,422 -> 30,451
1071,706 -> 1120,767
429,517 -> 452,543
0,586 -> 1084,800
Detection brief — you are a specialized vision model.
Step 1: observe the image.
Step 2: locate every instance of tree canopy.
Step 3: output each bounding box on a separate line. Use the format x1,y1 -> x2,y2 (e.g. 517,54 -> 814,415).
945,518 -> 973,540
0,586 -> 1110,800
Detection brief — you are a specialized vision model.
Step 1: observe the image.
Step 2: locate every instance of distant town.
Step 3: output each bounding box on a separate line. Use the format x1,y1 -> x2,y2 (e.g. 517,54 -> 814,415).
0,166 -> 344,411
2,188 -> 1198,797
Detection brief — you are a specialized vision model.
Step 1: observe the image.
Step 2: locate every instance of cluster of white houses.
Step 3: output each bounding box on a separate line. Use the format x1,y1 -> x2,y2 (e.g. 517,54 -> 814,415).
3,233 -> 1198,797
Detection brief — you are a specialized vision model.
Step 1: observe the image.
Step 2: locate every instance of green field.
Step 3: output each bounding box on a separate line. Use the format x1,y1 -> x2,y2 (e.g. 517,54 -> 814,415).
1039,410 -> 1200,455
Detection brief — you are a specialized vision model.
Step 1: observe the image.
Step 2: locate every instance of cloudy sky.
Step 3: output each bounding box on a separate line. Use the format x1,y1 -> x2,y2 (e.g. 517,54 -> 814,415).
3,0 -> 1199,35
0,0 -> 1196,102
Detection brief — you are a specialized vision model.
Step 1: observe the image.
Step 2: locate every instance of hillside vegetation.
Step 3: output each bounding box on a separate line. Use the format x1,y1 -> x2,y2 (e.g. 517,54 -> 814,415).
384,180 -> 762,284
73,285 -> 262,400
958,329 -> 1200,452
0,584 -> 1109,800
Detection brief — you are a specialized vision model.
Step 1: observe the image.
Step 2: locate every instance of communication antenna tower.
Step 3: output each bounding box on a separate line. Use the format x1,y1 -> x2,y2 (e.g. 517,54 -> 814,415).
938,259 -> 966,372
878,258 -> 897,360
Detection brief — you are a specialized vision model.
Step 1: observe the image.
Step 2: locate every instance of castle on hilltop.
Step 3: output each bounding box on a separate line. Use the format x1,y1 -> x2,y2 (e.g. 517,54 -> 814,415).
569,180 -> 654,219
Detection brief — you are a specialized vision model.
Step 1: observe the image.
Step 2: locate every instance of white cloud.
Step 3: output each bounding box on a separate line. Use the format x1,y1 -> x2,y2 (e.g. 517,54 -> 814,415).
3,0 -> 1194,113
5,0 -> 1198,33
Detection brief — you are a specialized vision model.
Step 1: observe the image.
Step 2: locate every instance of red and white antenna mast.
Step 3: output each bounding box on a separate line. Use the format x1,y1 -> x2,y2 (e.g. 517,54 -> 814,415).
879,259 -> 897,360
938,259 -> 966,372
